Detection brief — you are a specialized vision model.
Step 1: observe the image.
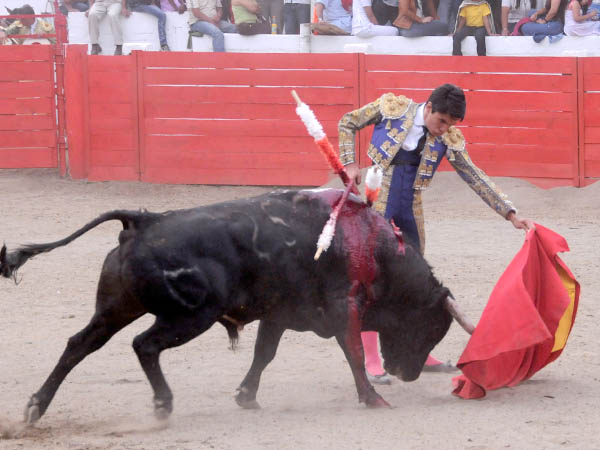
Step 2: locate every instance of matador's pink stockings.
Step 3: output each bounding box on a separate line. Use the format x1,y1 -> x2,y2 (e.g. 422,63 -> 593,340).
362,331 -> 444,374
361,331 -> 385,376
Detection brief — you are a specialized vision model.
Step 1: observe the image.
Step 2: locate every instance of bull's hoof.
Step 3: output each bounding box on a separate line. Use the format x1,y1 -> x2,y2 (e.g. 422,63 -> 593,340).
235,387 -> 261,410
24,395 -> 41,424
153,398 -> 172,421
366,395 -> 392,409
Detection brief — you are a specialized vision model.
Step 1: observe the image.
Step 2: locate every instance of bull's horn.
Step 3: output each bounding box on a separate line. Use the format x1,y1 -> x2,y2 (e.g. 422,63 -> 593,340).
444,297 -> 476,335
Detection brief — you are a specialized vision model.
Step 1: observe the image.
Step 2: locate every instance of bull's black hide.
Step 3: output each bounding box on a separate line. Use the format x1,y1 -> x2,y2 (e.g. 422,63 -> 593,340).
1,189 -> 454,423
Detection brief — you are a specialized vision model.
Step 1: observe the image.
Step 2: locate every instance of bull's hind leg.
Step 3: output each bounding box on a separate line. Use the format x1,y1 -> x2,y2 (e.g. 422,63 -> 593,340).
24,251 -> 146,424
25,294 -> 146,424
235,320 -> 285,409
132,314 -> 217,420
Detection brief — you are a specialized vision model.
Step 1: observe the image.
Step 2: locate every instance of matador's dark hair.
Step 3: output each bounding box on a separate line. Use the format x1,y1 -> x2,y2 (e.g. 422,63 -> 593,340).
428,83 -> 466,121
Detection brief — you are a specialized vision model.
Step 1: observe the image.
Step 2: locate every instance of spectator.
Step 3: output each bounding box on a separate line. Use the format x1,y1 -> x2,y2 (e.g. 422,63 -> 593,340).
161,0 -> 187,11
314,0 -> 352,34
186,0 -> 237,52
501,0 -> 536,34
520,0 -> 568,40
232,0 -> 271,34
564,0 -> 600,34
283,0 -> 310,33
87,0 -> 128,55
1,4 -> 35,44
452,0 -> 495,56
352,0 -> 399,36
393,0 -> 449,36
371,0 -> 398,25
257,0 -> 282,33
126,0 -> 171,51
59,0 -> 90,15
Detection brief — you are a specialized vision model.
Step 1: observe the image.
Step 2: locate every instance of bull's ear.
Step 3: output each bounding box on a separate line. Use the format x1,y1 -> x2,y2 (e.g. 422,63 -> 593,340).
6,7 -> 13,13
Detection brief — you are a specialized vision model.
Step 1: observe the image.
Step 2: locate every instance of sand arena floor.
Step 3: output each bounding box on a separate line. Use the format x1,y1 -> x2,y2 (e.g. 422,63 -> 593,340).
0,168 -> 599,450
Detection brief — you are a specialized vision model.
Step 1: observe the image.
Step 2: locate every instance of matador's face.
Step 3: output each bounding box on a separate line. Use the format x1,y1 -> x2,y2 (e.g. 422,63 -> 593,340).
423,102 -> 460,137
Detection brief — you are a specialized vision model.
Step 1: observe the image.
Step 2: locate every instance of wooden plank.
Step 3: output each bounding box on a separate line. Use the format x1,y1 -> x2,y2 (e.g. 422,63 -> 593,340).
143,102 -> 349,121
142,67 -> 356,87
87,165 -> 140,181
89,117 -> 135,132
584,143 -> 600,160
90,149 -> 138,167
584,126 -> 600,143
88,55 -> 136,72
584,160 -> 600,177
466,144 -> 573,164
144,117 -> 339,137
144,135 -> 338,153
0,148 -> 56,168
0,98 -> 53,114
462,126 -> 573,146
0,81 -> 53,99
89,103 -> 136,119
144,149 -> 327,170
141,166 -> 330,186
462,111 -> 572,129
364,55 -> 577,75
0,130 -> 56,147
143,85 -> 354,105
366,71 -> 575,93
0,114 -> 54,130
88,71 -> 136,89
364,89 -> 576,112
140,52 -> 356,70
0,62 -> 53,82
90,132 -> 137,151
0,45 -> 51,62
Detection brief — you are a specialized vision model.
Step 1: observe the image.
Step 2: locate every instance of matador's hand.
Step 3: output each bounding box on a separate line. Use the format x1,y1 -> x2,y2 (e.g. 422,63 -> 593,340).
507,211 -> 535,232
345,162 -> 362,185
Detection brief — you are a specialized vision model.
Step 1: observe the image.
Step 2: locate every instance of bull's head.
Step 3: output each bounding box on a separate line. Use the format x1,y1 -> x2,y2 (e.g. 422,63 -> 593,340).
365,254 -> 475,382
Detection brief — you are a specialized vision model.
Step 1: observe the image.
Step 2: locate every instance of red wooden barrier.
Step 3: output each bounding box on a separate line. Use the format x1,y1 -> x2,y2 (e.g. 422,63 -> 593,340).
580,58 -> 600,187
136,52 -> 360,185
60,49 -> 598,187
0,46 -> 57,169
361,55 -> 579,188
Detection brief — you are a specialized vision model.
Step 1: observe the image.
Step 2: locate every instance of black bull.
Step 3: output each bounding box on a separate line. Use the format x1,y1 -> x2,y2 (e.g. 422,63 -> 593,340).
0,188 -> 473,423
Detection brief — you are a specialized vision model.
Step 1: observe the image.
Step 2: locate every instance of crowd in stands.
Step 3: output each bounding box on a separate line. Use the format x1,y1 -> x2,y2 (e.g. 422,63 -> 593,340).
3,0 -> 600,53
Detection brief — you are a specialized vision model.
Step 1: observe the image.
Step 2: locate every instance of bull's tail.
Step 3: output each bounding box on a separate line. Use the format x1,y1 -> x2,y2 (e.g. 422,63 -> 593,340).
0,210 -> 147,282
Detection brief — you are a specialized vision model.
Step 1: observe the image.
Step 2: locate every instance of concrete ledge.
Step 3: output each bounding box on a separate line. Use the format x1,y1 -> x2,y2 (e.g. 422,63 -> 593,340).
64,11 -> 600,56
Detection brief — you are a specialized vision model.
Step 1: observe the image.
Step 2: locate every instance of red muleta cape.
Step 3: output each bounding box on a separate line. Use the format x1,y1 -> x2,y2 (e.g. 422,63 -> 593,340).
452,224 -> 580,399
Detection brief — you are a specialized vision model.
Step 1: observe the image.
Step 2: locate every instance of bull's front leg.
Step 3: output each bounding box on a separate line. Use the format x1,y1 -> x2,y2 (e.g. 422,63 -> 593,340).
235,320 -> 285,409
335,287 -> 390,408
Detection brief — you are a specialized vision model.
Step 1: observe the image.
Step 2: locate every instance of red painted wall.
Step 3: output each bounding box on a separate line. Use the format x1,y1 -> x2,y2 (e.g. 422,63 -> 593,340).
0,46 -> 57,169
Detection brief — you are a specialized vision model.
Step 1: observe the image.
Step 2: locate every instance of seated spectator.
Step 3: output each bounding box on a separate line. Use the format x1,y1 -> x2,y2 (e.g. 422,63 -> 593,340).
564,0 -> 600,34
161,0 -> 186,12
232,0 -> 271,34
187,0 -> 237,52
501,0 -> 536,34
352,0 -> 399,36
393,0 -> 449,36
452,0 -> 495,55
0,4 -> 35,45
59,0 -> 90,15
257,0 -> 282,33
520,0 -> 568,40
314,0 -> 352,34
283,0 -> 310,33
87,0 -> 128,55
126,0 -> 171,51
372,0 -> 398,25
